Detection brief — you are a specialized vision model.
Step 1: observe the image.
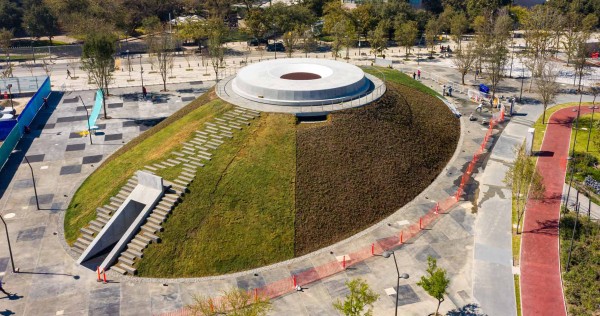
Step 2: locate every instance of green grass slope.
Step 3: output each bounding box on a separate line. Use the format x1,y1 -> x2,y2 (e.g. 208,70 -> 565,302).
136,113 -> 296,277
64,91 -> 232,244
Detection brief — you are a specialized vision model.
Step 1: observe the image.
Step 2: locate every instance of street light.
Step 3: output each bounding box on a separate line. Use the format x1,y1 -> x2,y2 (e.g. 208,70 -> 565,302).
382,250 -> 410,316
0,212 -> 17,273
78,96 -> 93,145
12,150 -> 40,210
7,83 -> 14,112
139,55 -> 144,88
126,49 -> 131,79
586,106 -> 598,151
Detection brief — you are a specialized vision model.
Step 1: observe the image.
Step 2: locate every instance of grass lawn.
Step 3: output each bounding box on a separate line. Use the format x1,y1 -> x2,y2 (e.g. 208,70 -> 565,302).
64,92 -> 232,244
514,275 -> 522,316
136,113 -> 296,277
363,66 -> 441,98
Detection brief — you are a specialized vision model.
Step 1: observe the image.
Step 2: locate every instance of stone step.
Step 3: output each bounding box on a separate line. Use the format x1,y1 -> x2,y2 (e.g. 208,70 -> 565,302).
89,220 -> 104,230
193,145 -> 210,152
240,108 -> 260,115
164,193 -> 180,201
214,117 -> 228,123
220,133 -> 234,139
223,113 -> 249,121
174,178 -> 190,186
188,160 -> 205,167
74,240 -> 89,251
118,262 -> 137,275
188,156 -> 208,163
190,139 -> 205,146
144,165 -> 158,171
196,154 -> 212,161
216,124 -> 232,132
141,223 -> 162,233
158,200 -> 174,208
196,130 -> 209,136
127,243 -> 145,253
172,151 -> 185,157
136,234 -> 152,244
197,150 -> 212,157
206,141 -> 221,147
80,227 -> 96,235
162,161 -> 176,167
119,255 -> 133,266
97,212 -> 111,222
150,213 -> 166,222
97,207 -> 112,215
147,216 -> 163,225
95,216 -> 108,224
126,248 -> 143,259
182,149 -> 195,155
175,157 -> 189,163
228,124 -> 242,130
110,196 -> 124,204
131,238 -> 148,248
170,183 -> 187,192
205,122 -> 218,127
109,201 -> 121,209
181,171 -> 195,178
203,143 -> 218,150
155,208 -> 169,217
80,232 -> 94,241
208,138 -> 224,144
178,175 -> 194,182
143,231 -> 160,243
105,204 -> 118,212
110,265 -> 128,275
153,163 -> 167,169
116,192 -> 129,200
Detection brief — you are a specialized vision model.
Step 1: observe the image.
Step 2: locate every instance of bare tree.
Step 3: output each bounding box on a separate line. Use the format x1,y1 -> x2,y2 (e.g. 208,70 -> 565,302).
206,18 -> 227,82
0,28 -> 12,78
147,26 -> 175,91
453,43 -> 477,85
589,85 -> 599,105
536,59 -> 560,124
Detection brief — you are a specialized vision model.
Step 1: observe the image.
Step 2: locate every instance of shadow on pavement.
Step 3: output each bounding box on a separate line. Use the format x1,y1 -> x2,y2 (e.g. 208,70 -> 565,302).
446,303 -> 487,316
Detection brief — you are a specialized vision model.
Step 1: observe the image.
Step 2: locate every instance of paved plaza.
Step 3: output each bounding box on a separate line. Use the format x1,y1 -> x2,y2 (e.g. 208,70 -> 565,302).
0,50 -> 597,315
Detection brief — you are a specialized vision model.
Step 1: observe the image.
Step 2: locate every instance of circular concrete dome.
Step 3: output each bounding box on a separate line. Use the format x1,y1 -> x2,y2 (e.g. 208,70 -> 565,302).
231,58 -> 371,106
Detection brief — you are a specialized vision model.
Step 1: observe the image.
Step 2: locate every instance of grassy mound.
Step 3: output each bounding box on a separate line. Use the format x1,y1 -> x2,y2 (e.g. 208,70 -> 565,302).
295,81 -> 459,255
64,91 -> 232,244
136,113 -> 296,277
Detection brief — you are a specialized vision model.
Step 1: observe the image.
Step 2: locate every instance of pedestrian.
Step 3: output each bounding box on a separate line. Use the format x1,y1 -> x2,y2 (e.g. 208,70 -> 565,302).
442,84 -> 446,96
476,102 -> 483,112
417,69 -> 421,79
42,97 -> 48,109
448,86 -> 453,97
66,69 -> 72,79
0,280 -> 11,297
142,86 -> 147,99
413,72 -> 416,80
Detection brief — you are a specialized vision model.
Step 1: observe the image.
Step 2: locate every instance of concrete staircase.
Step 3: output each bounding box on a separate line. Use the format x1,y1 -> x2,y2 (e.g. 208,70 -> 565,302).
103,107 -> 260,275
72,175 -> 138,255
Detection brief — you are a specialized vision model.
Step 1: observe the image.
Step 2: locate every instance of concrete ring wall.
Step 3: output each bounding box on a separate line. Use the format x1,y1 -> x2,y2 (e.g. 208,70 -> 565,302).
231,58 -> 372,106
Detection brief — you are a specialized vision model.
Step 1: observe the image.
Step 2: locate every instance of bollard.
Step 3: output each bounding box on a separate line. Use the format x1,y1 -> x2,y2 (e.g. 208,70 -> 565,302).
102,269 -> 107,284
400,231 -> 403,244
371,243 -> 374,255
342,256 -> 346,269
293,275 -> 297,288
96,266 -> 101,282
435,203 -> 440,214
419,218 -> 423,230
210,300 -> 214,312
254,288 -> 258,302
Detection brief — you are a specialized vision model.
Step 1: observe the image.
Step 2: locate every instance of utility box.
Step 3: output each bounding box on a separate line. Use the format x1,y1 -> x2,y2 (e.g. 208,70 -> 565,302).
525,128 -> 535,156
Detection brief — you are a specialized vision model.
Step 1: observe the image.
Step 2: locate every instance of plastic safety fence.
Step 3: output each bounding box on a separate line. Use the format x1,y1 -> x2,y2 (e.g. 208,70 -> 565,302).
161,110 -> 506,316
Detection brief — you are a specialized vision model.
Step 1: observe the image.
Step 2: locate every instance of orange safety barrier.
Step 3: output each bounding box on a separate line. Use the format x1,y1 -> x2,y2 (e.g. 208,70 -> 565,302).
161,116 -> 503,316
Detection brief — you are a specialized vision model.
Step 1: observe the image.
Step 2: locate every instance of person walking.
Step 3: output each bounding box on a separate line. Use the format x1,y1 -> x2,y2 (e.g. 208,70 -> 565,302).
442,84 -> 446,96
476,102 -> 483,112
417,69 -> 421,79
142,86 -> 147,99
413,72 -> 416,80
66,69 -> 72,79
0,280 -> 11,297
448,86 -> 453,97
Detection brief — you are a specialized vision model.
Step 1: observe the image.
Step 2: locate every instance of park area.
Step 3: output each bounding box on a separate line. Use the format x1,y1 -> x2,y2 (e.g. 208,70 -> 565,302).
64,68 -> 460,277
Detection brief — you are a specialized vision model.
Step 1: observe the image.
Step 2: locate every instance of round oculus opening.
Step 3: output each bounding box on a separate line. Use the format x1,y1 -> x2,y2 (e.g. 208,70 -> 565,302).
280,72 -> 322,80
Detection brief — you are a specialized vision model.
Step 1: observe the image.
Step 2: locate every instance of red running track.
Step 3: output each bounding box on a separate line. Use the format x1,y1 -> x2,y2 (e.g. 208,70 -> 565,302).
521,106 -> 592,316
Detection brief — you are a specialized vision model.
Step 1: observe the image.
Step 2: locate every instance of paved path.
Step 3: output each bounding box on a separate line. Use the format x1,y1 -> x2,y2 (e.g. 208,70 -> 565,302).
520,106 -> 592,316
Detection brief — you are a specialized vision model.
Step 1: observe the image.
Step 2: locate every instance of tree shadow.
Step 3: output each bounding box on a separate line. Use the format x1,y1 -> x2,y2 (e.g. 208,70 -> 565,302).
523,219 -> 559,236
534,151 -> 554,157
446,303 -> 487,316
0,310 -> 16,316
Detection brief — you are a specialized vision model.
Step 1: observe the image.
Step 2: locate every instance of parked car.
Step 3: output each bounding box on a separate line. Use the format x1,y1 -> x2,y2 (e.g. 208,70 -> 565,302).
266,43 -> 285,52
0,112 -> 15,121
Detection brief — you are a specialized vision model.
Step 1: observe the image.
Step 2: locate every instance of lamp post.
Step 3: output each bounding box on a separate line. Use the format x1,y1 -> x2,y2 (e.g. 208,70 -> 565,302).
382,250 -> 410,316
126,49 -> 131,79
12,150 -> 40,210
0,213 -> 16,273
139,55 -> 144,88
7,83 -> 13,111
586,106 -> 598,151
78,96 -> 93,145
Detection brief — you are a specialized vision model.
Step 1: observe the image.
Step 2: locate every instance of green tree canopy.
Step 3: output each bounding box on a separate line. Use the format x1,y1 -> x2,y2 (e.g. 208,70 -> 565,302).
417,257 -> 450,316
333,278 -> 379,316
22,4 -> 59,44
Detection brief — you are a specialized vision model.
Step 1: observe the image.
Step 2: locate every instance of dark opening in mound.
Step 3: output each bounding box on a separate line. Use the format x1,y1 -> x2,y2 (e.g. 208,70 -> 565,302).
280,72 -> 322,80
295,82 -> 460,256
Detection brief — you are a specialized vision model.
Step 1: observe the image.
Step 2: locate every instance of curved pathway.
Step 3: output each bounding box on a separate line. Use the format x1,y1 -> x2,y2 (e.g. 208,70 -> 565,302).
520,106 -> 592,316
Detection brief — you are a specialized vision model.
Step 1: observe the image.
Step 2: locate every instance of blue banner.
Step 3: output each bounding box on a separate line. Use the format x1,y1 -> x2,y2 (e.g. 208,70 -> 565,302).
88,89 -> 103,128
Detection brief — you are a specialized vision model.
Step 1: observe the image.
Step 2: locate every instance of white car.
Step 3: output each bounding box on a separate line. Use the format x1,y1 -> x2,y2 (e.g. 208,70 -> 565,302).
0,112 -> 15,121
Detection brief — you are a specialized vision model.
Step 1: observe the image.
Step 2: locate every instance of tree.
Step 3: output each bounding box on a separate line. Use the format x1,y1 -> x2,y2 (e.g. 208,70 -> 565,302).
0,0 -> 23,32
504,144 -> 545,235
590,85 -> 600,105
395,20 -> 418,60
486,13 -> 512,101
0,28 -> 12,78
301,28 -> 317,57
147,26 -> 175,91
535,60 -> 559,124
453,43 -> 477,85
188,288 -> 271,316
417,257 -> 450,316
206,18 -> 227,82
244,8 -> 269,41
450,13 -> 468,50
369,20 -> 388,58
424,17 -> 439,58
80,32 -> 116,119
22,4 -> 59,45
333,278 -> 379,316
